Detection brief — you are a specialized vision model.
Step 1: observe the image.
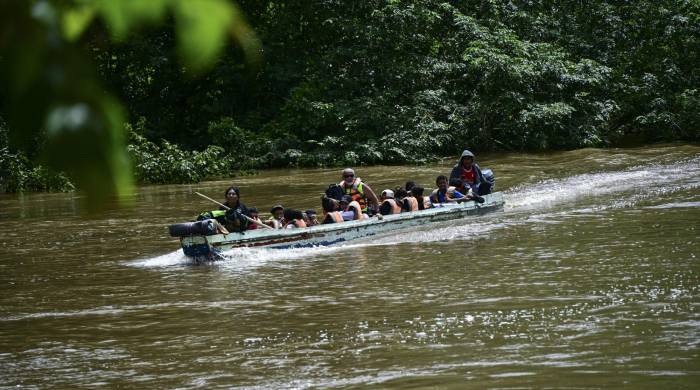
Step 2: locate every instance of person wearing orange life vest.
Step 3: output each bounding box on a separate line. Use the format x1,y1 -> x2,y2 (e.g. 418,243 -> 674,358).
338,168 -> 380,213
283,209 -> 307,228
320,196 -> 345,224
409,186 -> 431,210
378,189 -> 402,215
399,188 -> 420,212
390,187 -> 417,212
339,195 -> 368,220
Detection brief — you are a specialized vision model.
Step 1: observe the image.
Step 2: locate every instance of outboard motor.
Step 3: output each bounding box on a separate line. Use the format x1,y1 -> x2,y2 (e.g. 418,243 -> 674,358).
169,219 -> 218,237
480,169 -> 495,195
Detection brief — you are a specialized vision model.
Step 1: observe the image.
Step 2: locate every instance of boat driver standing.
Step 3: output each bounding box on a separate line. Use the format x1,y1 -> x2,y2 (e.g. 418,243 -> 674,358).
338,168 -> 380,214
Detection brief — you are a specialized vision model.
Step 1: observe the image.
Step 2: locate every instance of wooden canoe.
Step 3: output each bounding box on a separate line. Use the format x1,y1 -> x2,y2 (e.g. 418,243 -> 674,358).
178,192 -> 505,260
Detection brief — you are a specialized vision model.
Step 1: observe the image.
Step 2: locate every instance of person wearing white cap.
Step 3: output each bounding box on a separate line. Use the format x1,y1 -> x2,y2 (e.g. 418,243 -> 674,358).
378,189 -> 401,215
338,168 -> 380,214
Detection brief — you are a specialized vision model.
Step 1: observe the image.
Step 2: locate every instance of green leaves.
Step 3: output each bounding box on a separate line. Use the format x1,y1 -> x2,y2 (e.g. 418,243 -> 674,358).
174,0 -> 233,71
176,0 -> 260,71
62,4 -> 96,41
0,0 -> 259,209
62,0 -> 260,73
3,0 -> 697,196
43,97 -> 134,210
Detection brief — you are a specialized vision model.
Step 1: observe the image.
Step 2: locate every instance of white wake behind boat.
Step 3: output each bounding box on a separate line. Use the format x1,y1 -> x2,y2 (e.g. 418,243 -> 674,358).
177,192 -> 505,259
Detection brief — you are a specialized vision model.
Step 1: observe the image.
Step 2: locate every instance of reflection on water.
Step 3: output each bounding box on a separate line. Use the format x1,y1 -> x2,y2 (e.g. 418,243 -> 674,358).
0,145 -> 699,388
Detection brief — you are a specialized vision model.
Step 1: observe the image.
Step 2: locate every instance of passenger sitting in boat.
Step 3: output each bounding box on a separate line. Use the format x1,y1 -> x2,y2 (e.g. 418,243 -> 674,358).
449,177 -> 470,196
410,186 -> 431,210
247,207 -> 262,230
405,181 -> 416,195
378,189 -> 401,215
400,188 -> 420,212
394,187 -> 406,200
450,178 -> 485,204
321,196 -> 345,224
392,187 -> 412,212
217,186 -> 251,231
284,209 -> 307,228
430,175 -> 467,204
340,195 -> 368,220
305,209 -> 320,226
339,168 -> 380,214
266,205 -> 285,229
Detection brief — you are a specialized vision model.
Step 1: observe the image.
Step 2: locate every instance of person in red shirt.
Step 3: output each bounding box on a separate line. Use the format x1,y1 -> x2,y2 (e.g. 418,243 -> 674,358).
247,207 -> 262,230
449,150 -> 493,195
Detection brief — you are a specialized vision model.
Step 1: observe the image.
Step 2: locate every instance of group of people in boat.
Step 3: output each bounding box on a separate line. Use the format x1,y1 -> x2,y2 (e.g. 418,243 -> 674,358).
198,149 -> 493,233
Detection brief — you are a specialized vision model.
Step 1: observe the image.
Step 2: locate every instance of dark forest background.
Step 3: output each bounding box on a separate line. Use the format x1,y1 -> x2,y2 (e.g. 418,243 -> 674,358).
2,0 -> 698,193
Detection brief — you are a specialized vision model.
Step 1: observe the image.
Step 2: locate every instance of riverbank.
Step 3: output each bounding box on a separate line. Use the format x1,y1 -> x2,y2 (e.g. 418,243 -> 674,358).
2,134 -> 697,194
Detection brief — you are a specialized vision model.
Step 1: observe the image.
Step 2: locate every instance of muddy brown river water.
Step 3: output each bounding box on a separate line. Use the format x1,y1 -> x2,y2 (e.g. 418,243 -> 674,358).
0,145 -> 698,388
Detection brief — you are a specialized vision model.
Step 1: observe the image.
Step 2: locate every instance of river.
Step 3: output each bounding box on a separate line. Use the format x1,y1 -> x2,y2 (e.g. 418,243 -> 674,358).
0,145 -> 698,388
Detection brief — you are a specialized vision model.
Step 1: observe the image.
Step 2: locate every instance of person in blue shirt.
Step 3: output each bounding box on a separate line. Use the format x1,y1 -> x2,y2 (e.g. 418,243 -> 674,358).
449,177 -> 485,203
430,175 -> 469,204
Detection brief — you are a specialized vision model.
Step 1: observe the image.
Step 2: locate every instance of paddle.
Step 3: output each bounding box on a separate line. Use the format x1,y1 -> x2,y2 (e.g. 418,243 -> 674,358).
195,191 -> 274,229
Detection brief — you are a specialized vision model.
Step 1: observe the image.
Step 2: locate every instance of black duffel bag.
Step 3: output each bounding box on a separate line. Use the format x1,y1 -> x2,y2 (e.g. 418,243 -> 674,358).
168,219 -> 218,237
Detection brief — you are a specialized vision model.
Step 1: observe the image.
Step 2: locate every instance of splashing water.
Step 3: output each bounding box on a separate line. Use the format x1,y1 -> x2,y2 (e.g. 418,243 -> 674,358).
504,157 -> 700,210
130,156 -> 699,271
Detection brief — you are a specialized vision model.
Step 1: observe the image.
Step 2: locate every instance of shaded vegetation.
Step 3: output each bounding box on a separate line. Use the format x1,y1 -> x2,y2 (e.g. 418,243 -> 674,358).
127,119 -> 231,184
102,0 -> 697,159
1,0 -> 698,194
0,120 -> 74,193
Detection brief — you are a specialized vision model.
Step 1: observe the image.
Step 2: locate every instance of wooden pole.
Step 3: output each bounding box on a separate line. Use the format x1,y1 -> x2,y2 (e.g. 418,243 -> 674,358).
195,191 -> 274,229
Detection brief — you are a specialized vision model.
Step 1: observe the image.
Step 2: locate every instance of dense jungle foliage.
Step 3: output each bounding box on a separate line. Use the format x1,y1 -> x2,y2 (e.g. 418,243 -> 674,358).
1,0 -> 698,193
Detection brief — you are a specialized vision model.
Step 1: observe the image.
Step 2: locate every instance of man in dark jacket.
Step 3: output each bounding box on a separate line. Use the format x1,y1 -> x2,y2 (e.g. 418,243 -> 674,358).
449,150 -> 492,195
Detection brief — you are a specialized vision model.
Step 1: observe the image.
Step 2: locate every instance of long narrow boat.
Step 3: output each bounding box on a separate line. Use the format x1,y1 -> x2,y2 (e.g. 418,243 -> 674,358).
176,192 -> 504,260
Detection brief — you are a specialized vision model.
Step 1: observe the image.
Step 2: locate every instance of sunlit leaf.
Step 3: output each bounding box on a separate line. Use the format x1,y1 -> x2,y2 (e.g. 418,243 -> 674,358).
95,0 -> 169,39
62,4 -> 96,41
172,0 -> 233,72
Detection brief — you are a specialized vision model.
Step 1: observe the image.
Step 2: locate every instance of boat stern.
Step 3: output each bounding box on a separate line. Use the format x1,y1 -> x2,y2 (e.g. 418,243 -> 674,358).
180,236 -> 213,258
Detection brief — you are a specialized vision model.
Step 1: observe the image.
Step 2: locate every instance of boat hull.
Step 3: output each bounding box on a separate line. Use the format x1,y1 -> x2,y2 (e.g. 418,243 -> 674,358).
180,192 -> 504,259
